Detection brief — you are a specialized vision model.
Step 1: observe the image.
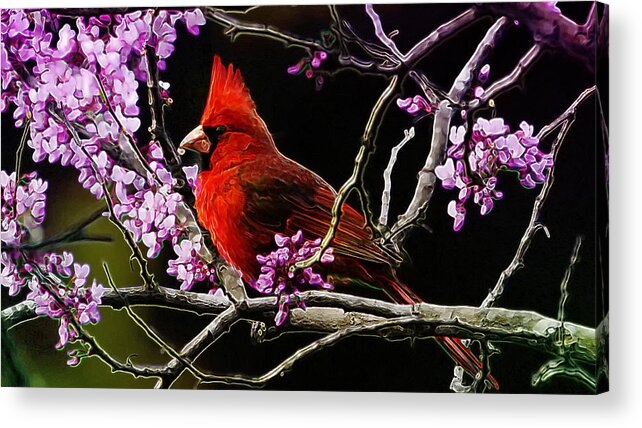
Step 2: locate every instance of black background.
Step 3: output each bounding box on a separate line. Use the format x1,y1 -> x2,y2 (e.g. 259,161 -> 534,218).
1,3 -> 608,393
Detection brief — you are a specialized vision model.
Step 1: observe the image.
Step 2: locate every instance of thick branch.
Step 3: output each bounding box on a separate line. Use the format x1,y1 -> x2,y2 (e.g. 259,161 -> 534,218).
482,2 -> 605,71
2,286 -> 230,329
405,7 -> 479,66
3,287 -> 596,363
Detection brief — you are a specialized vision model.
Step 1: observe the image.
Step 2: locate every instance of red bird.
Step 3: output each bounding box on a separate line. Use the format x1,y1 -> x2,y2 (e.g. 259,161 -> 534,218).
180,56 -> 498,390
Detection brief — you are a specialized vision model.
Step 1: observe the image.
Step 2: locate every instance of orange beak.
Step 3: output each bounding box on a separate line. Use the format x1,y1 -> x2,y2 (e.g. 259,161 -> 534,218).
178,125 -> 211,155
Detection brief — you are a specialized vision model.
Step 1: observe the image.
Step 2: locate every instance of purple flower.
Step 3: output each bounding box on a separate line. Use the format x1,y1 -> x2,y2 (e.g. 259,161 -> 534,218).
167,237 -> 216,291
447,125 -> 467,159
7,247 -> 107,358
183,9 -> 206,35
478,64 -> 490,82
287,50 -> 328,90
397,95 -> 438,116
310,50 -> 327,69
435,117 -> 553,231
2,7 -> 203,208
1,170 -> 48,248
182,164 -> 199,190
251,231 -> 334,326
447,201 -> 466,232
287,60 -> 305,75
475,118 -> 508,137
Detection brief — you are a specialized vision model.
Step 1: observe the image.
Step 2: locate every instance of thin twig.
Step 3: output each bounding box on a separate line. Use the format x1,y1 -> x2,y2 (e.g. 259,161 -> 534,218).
467,43 -> 542,110
12,115 -> 32,217
365,4 -> 405,61
481,87 -> 596,308
295,75 -> 399,269
379,127 -> 415,229
27,260 -> 165,379
143,45 -> 181,168
13,115 -> 31,182
330,6 -> 397,73
195,316 -> 419,387
531,237 -> 593,391
102,264 -> 214,383
204,7 -> 327,51
557,236 -> 583,347
154,305 -> 240,389
537,86 -> 597,140
11,206 -> 109,251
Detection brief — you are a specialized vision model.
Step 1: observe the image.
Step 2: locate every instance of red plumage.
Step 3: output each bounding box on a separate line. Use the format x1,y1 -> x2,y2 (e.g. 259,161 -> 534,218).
184,56 -> 498,390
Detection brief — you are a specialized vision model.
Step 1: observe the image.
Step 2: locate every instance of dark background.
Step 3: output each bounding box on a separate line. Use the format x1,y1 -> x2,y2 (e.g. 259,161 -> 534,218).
1,3 -> 608,393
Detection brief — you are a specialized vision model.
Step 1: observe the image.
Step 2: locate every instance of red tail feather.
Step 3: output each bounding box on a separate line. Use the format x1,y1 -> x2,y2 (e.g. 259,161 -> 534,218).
381,275 -> 500,390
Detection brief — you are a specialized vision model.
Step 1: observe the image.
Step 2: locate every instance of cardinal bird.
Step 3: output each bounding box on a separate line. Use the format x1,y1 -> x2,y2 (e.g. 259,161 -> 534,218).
179,56 -> 498,390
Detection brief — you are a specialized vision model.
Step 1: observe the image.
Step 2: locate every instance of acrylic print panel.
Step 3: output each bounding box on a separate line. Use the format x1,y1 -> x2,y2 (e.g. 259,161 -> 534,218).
1,2 -> 608,393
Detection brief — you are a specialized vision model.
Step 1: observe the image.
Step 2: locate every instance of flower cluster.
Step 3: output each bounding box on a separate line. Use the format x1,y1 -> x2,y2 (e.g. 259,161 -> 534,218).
111,143 -> 179,257
1,170 -> 47,247
286,30 -> 335,91
167,237 -> 216,291
2,8 -> 205,196
25,258 -> 105,352
397,95 -> 439,116
435,118 -> 553,231
109,144 -> 215,291
251,231 -> 334,326
287,50 -> 328,91
1,170 -> 104,357
2,10 -> 213,290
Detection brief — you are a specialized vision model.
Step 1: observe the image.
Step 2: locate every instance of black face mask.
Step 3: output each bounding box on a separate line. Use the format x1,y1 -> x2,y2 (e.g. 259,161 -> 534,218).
196,125 -> 227,170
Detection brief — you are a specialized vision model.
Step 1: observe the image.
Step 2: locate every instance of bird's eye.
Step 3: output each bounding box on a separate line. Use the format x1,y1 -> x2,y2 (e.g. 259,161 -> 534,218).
203,125 -> 227,145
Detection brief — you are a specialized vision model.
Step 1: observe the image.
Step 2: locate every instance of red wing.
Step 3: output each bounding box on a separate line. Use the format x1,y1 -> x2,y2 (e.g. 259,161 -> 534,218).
241,159 -> 391,266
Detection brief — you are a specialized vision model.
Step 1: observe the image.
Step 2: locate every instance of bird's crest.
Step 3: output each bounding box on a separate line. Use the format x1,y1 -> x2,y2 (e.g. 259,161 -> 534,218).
201,55 -> 256,125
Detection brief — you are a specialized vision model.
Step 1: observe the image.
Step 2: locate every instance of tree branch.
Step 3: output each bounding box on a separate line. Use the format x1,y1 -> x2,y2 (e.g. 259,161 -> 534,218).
404,7 -> 479,66
388,17 -> 510,246
378,127 -> 415,229
203,7 -> 327,51
295,75 -> 399,269
481,2 -> 605,71
48,105 -> 156,289
9,206 -> 109,251
143,44 -> 181,168
3,286 -> 597,363
481,86 -> 596,308
467,43 -> 542,110
154,305 -> 240,389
